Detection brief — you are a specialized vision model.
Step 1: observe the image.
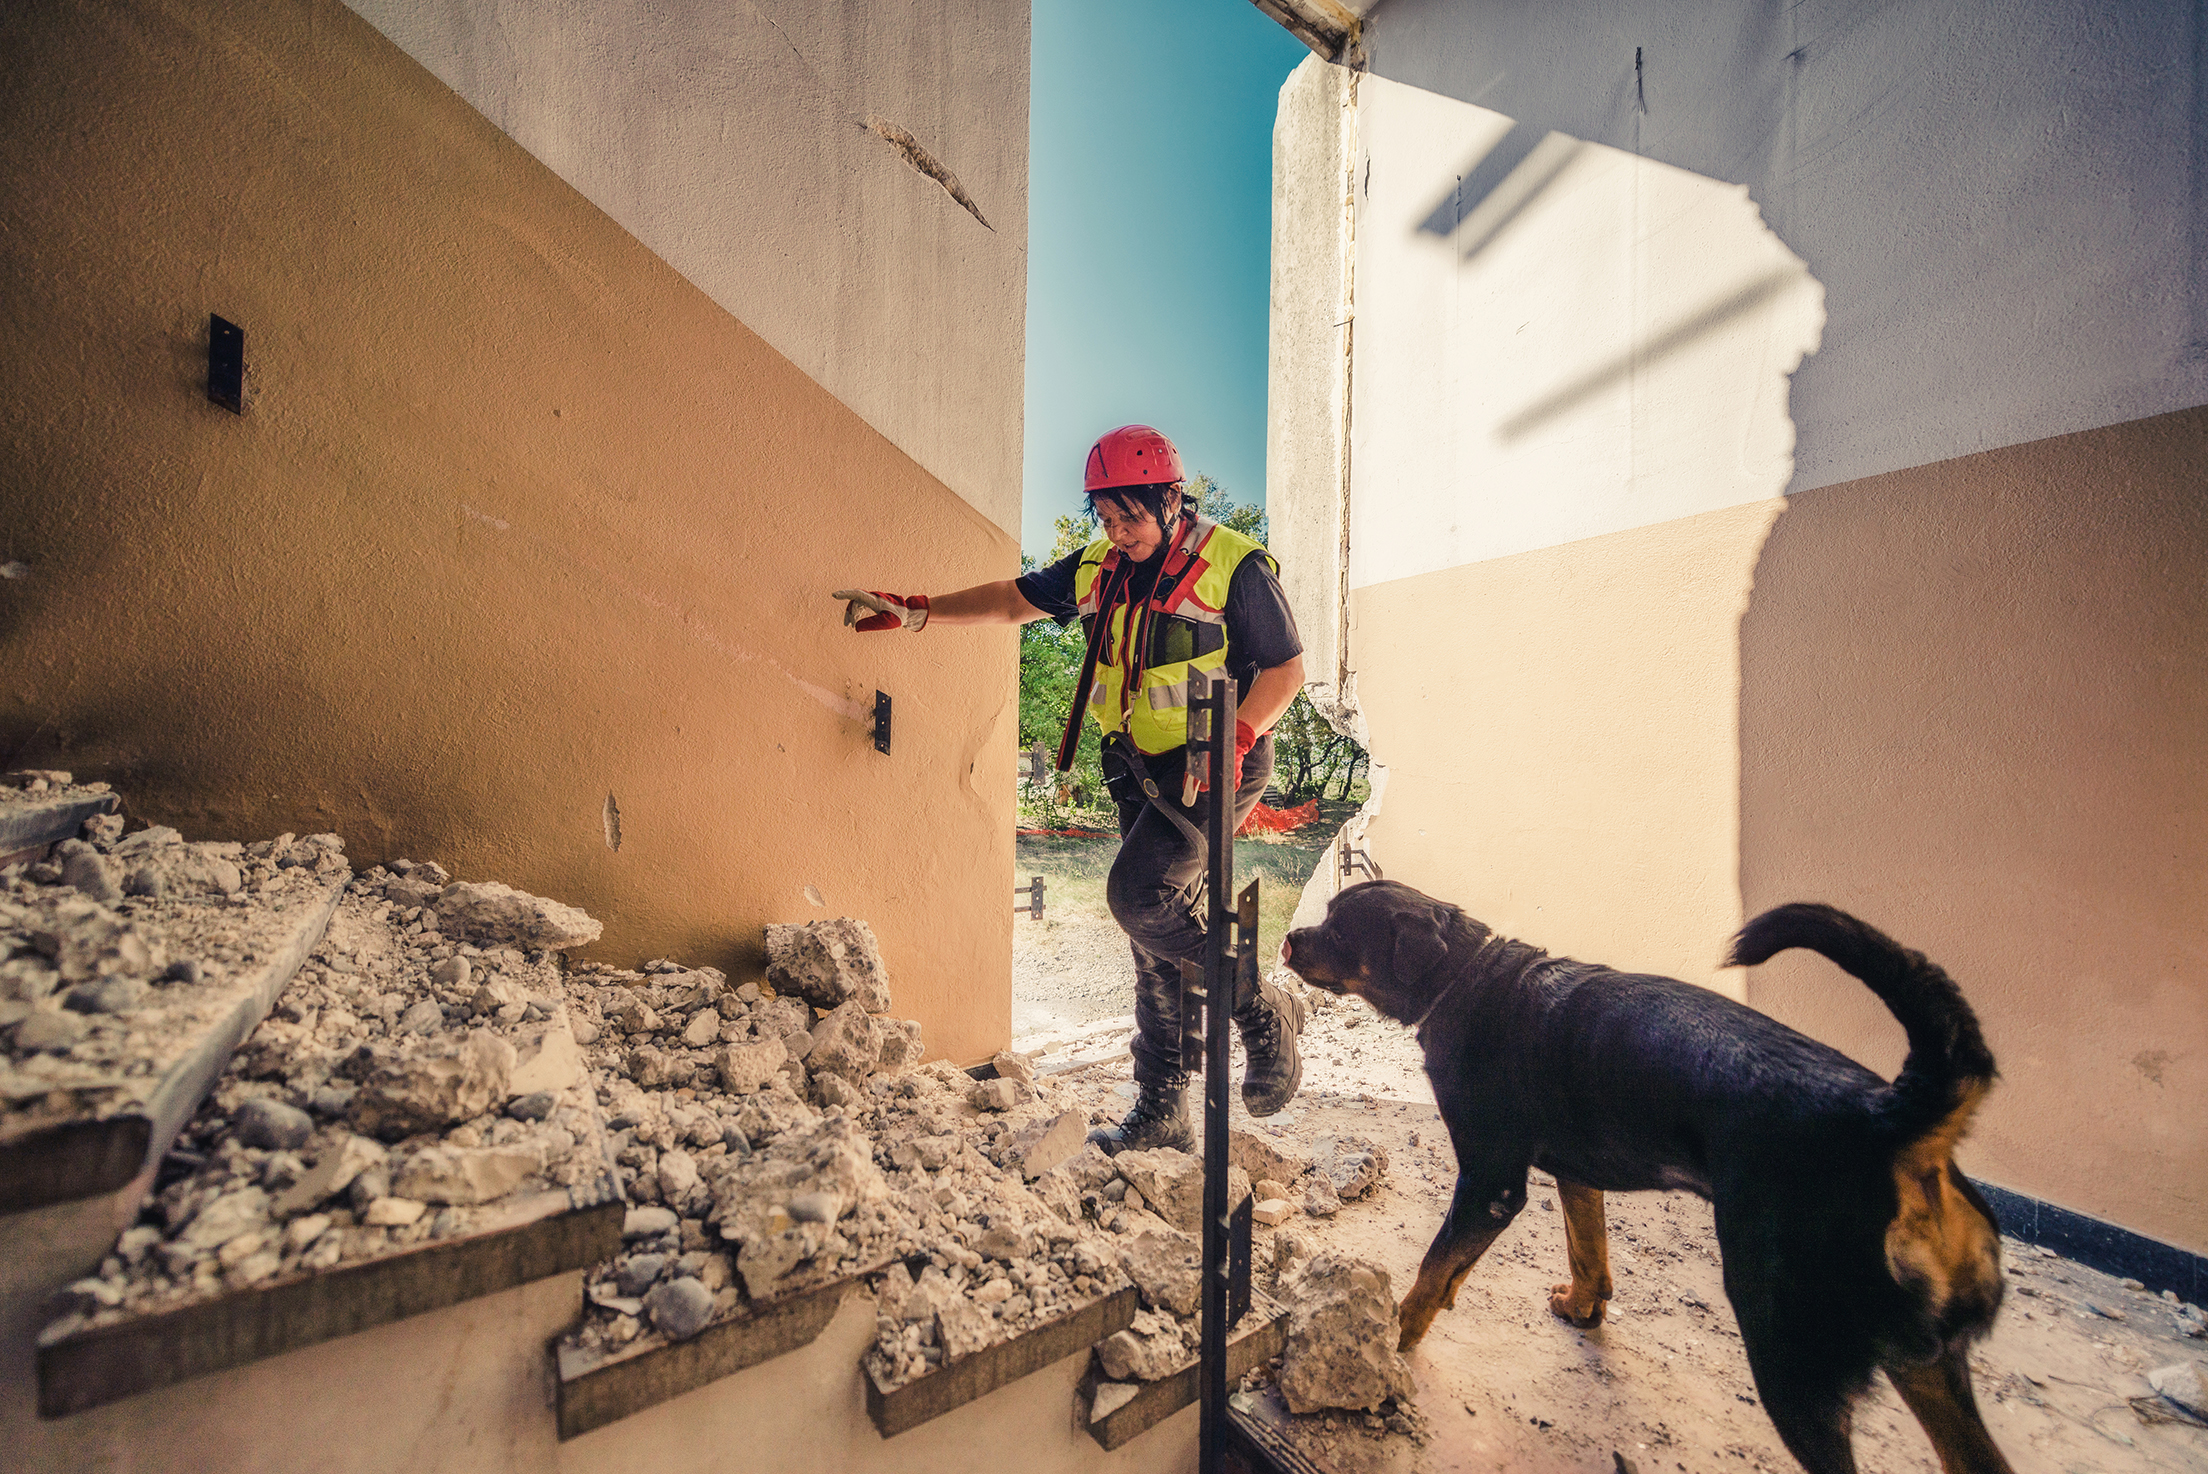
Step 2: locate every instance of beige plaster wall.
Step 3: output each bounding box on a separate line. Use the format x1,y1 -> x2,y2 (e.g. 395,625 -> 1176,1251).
0,0 -> 1016,1065
1739,408 -> 2208,1253
1352,500 -> 1784,998
4,1269 -> 580,1472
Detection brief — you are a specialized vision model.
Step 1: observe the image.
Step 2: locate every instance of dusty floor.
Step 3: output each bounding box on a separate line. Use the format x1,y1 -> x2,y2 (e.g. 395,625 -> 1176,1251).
1015,885 -> 2208,1474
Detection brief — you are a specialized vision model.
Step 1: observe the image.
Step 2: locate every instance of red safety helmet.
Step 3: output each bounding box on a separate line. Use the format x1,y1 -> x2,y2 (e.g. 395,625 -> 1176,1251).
1084,425 -> 1185,492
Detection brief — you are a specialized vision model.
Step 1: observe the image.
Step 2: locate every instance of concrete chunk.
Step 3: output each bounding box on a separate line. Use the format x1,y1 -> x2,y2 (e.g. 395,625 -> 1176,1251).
347,1029 -> 516,1140
433,881 -> 603,950
393,1144 -> 541,1205
1279,1253 -> 1417,1414
763,918 -> 892,1012
273,1135 -> 387,1217
1009,1109 -> 1086,1181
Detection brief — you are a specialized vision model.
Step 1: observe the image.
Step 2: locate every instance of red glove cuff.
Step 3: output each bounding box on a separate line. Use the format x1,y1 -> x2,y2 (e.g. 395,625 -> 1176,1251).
1235,720 -> 1257,756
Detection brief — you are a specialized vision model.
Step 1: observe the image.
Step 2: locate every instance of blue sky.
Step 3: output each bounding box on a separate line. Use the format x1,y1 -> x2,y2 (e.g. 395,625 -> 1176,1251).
1021,0 -> 1310,558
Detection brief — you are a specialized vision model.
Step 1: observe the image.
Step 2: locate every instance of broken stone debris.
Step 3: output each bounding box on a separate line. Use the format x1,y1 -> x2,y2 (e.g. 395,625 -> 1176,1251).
36,858 -> 616,1344
561,929 -> 955,1360
2146,1360 -> 2205,1417
1313,1133 -> 1388,1202
763,917 -> 891,1013
1278,1252 -> 1419,1415
562,925 -> 1167,1374
434,880 -> 603,951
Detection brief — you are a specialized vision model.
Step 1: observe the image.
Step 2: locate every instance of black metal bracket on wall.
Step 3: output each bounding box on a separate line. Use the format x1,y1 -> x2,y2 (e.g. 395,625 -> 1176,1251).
207,314 -> 244,414
872,691 -> 891,755
1339,840 -> 1379,882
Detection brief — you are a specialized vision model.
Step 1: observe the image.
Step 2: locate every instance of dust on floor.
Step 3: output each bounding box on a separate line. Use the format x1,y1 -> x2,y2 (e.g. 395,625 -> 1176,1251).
1025,976 -> 2208,1474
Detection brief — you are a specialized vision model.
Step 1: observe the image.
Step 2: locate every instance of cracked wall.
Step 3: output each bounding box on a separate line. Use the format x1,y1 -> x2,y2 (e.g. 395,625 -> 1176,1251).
344,0 -> 1030,537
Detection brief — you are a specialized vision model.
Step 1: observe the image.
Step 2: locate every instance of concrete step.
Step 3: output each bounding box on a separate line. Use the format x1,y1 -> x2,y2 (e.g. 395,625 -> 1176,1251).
38,1186 -> 620,1418
555,1262 -> 870,1440
0,874 -> 345,1218
0,783 -> 118,869
864,1281 -> 1137,1438
1079,1292 -> 1290,1451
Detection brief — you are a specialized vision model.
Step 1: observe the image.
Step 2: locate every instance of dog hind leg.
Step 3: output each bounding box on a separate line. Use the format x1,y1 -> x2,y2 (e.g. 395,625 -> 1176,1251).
1398,1169 -> 1525,1352
1547,1178 -> 1612,1326
1887,1349 -> 2014,1474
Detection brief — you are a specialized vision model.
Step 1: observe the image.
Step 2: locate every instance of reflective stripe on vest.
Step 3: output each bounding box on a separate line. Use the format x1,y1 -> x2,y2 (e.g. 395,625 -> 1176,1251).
1071,516 -> 1273,755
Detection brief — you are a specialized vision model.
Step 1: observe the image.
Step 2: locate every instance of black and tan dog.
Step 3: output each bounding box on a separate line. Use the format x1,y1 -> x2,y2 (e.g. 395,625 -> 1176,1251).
1282,880 -> 2012,1474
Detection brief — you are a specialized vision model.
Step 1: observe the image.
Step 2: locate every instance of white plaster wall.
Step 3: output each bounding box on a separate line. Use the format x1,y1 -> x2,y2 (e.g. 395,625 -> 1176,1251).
1350,0 -> 2208,500
1266,58 -> 1355,698
344,0 -> 1029,535
1344,75 -> 1824,589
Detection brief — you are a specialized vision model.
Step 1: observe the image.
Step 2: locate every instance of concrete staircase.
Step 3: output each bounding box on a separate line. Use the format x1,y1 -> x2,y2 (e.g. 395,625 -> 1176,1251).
0,787 -> 1286,1473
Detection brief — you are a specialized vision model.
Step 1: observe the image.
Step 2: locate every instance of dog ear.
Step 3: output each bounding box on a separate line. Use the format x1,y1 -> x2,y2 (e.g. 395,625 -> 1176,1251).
1391,907 -> 1448,981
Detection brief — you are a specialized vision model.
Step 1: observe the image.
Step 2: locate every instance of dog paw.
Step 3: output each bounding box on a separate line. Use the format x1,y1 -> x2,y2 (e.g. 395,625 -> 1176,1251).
1547,1283 -> 1607,1326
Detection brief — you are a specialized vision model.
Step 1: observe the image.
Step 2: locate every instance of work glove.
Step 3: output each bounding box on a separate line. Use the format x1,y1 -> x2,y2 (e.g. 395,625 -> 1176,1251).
832,589 -> 930,632
1195,720 -> 1258,795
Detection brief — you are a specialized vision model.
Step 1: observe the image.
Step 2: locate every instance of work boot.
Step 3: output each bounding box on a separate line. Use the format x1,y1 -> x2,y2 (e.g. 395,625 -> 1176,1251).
1086,1080 -> 1194,1156
1234,978 -> 1306,1117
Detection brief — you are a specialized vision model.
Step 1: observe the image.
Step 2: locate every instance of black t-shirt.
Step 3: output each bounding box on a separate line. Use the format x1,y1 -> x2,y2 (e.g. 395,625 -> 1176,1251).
1015,535 -> 1304,704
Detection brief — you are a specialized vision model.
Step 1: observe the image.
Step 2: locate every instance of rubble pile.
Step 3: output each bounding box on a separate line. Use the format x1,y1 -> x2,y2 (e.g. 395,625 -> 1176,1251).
40,861 -> 614,1343
9,789 -> 1438,1436
2,822 -> 349,1143
560,925 -> 1154,1376
856,1080 -> 1141,1392
555,922 -> 929,1364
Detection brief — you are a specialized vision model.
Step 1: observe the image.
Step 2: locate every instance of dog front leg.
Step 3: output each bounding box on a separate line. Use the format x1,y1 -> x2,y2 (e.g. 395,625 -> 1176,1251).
1398,1172 -> 1525,1352
1888,1349 -> 2015,1474
1547,1178 -> 1612,1326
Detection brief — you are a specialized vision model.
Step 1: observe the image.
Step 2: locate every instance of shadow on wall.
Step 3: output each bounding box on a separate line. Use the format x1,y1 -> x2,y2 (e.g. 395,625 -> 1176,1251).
1360,0 -> 2208,497
1736,405 -> 2208,1252
1339,67 -> 1827,993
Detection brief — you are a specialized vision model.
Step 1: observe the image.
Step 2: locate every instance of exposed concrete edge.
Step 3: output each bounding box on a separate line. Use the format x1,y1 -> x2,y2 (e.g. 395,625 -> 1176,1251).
0,876 -> 347,1217
864,1283 -> 1138,1438
38,1193 -> 622,1417
555,1270 -> 860,1440
1246,0 -> 1361,63
0,794 -> 120,869
1078,1293 -> 1289,1450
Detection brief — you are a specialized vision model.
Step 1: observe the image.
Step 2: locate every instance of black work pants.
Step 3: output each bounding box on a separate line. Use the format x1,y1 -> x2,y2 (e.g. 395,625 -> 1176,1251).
1106,735 -> 1274,1089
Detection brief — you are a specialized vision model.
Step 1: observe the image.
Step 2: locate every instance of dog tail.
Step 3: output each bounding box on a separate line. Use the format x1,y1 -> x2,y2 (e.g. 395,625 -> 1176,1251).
1728,903 -> 1997,1142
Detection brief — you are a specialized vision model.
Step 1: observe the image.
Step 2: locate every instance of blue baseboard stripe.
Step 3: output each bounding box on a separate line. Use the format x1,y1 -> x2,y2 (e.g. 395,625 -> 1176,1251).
1972,1179 -> 2205,1305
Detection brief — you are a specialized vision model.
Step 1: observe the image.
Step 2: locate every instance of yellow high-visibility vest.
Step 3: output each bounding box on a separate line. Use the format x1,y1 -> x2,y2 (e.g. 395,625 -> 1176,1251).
1073,515 -> 1274,755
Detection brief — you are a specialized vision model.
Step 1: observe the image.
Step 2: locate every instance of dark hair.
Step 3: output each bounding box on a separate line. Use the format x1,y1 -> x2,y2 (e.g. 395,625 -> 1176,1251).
1086,481 -> 1183,529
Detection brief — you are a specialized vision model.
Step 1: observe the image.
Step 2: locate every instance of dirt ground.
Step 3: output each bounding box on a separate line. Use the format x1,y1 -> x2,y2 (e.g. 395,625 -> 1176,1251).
1012,845 -> 2208,1474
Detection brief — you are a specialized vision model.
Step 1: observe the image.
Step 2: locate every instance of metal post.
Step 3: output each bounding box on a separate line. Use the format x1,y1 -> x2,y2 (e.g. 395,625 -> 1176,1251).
1197,668 -> 1236,1473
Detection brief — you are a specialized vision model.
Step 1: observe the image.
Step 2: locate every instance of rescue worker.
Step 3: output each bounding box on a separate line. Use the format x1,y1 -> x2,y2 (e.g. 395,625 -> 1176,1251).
832,424 -> 1307,1153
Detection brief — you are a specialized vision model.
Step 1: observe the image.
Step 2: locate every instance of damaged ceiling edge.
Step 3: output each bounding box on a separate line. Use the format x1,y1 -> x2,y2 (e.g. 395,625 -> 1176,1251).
864,117 -> 993,231
1247,0 -> 1361,62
